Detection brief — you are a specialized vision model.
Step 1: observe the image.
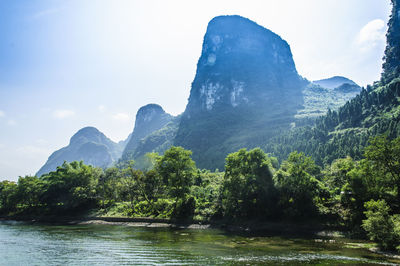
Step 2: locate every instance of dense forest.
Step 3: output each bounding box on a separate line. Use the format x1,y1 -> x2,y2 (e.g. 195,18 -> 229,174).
265,78 -> 400,165
1,136 -> 400,251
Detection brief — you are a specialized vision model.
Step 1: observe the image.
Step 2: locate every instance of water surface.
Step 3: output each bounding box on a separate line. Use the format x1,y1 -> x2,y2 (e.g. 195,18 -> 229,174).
0,221 -> 398,265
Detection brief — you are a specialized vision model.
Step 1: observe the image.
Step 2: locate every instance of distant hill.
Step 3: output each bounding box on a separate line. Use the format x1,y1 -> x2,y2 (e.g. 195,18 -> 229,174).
313,76 -> 358,89
121,104 -> 174,161
296,77 -> 361,119
37,127 -> 123,177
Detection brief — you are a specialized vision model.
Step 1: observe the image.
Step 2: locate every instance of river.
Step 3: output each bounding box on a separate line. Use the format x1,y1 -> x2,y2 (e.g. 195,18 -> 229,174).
0,221 -> 399,265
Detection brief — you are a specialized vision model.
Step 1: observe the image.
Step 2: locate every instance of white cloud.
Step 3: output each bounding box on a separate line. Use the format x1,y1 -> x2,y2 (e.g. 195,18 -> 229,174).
112,112 -> 130,122
0,110 -> 5,117
356,19 -> 386,52
98,105 -> 106,112
53,109 -> 75,119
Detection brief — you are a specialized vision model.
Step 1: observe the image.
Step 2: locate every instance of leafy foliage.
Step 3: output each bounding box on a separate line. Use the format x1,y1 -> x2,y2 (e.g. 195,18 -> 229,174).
221,148 -> 276,218
362,199 -> 400,251
274,152 -> 322,219
156,146 -> 196,200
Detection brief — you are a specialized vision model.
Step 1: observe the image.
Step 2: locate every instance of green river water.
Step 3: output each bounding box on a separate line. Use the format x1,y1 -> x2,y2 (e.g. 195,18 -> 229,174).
0,221 -> 399,265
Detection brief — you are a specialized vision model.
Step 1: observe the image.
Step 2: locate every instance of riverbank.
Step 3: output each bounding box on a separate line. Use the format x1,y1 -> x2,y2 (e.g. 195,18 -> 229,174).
0,214 -> 338,236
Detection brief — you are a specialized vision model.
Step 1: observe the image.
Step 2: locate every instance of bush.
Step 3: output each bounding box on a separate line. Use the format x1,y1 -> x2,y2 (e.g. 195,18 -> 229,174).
153,198 -> 174,218
172,197 -> 196,220
362,199 -> 400,251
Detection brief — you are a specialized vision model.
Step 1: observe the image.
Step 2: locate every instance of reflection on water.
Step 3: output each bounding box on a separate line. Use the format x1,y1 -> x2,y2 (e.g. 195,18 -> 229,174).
0,221 -> 398,265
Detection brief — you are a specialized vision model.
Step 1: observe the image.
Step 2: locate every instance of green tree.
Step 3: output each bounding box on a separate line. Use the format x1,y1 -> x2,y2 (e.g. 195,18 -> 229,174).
362,199 -> 400,251
0,181 -> 18,214
323,157 -> 355,195
141,169 -> 164,203
321,157 -> 356,221
41,161 -> 101,212
156,146 -> 196,200
191,170 -> 223,220
121,161 -> 143,208
274,152 -> 321,219
141,152 -> 161,172
221,148 -> 276,218
98,167 -> 124,208
156,146 -> 196,218
16,175 -> 43,210
342,136 -> 400,226
364,136 -> 400,203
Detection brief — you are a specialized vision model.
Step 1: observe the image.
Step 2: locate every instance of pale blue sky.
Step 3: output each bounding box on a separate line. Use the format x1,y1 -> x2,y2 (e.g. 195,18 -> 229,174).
0,0 -> 391,180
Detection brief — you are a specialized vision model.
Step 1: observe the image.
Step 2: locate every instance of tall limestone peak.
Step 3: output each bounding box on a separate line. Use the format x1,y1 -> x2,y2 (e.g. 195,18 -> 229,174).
185,15 -> 303,114
134,104 -> 170,129
382,0 -> 400,83
122,104 -> 173,159
36,126 -> 122,177
175,15 -> 307,170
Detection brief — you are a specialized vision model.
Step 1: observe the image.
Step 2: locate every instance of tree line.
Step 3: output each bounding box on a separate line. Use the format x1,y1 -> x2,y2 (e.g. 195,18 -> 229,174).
1,136 -> 400,251
265,78 -> 400,166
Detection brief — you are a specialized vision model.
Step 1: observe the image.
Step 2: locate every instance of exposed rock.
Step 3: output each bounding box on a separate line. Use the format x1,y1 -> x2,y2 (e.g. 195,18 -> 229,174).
174,15 -> 307,169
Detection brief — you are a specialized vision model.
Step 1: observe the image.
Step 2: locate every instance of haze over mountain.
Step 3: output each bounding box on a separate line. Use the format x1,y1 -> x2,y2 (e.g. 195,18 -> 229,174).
313,76 -> 358,89
36,127 -> 124,177
296,76 -> 361,119
36,15 -> 364,173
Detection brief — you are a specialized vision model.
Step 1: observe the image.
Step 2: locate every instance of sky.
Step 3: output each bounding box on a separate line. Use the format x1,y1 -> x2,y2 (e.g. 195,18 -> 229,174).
0,0 -> 391,181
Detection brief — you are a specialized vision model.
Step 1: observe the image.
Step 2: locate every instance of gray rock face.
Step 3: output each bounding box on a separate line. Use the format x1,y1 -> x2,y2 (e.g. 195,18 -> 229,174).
122,104 -> 173,160
184,15 -> 304,114
382,0 -> 400,83
36,127 -> 122,177
174,15 -> 307,170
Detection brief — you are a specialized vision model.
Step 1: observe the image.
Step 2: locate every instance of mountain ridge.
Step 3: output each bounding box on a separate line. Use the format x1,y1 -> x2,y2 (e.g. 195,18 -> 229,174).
36,15 -> 366,172
121,104 -> 174,161
36,126 -> 123,177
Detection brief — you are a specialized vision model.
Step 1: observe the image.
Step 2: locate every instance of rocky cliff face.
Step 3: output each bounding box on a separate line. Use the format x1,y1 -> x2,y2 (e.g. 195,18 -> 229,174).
174,15 -> 307,170
36,127 -> 122,176
183,15 -> 304,114
122,104 -> 173,160
382,0 -> 400,83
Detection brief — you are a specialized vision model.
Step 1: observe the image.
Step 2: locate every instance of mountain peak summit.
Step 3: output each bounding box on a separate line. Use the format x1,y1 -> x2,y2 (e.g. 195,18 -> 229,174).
175,15 -> 306,169
122,104 -> 173,160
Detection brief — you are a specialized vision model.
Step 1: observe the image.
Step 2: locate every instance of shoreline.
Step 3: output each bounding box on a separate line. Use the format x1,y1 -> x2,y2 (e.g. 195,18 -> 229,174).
0,215 -> 337,235
77,219 -> 212,229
